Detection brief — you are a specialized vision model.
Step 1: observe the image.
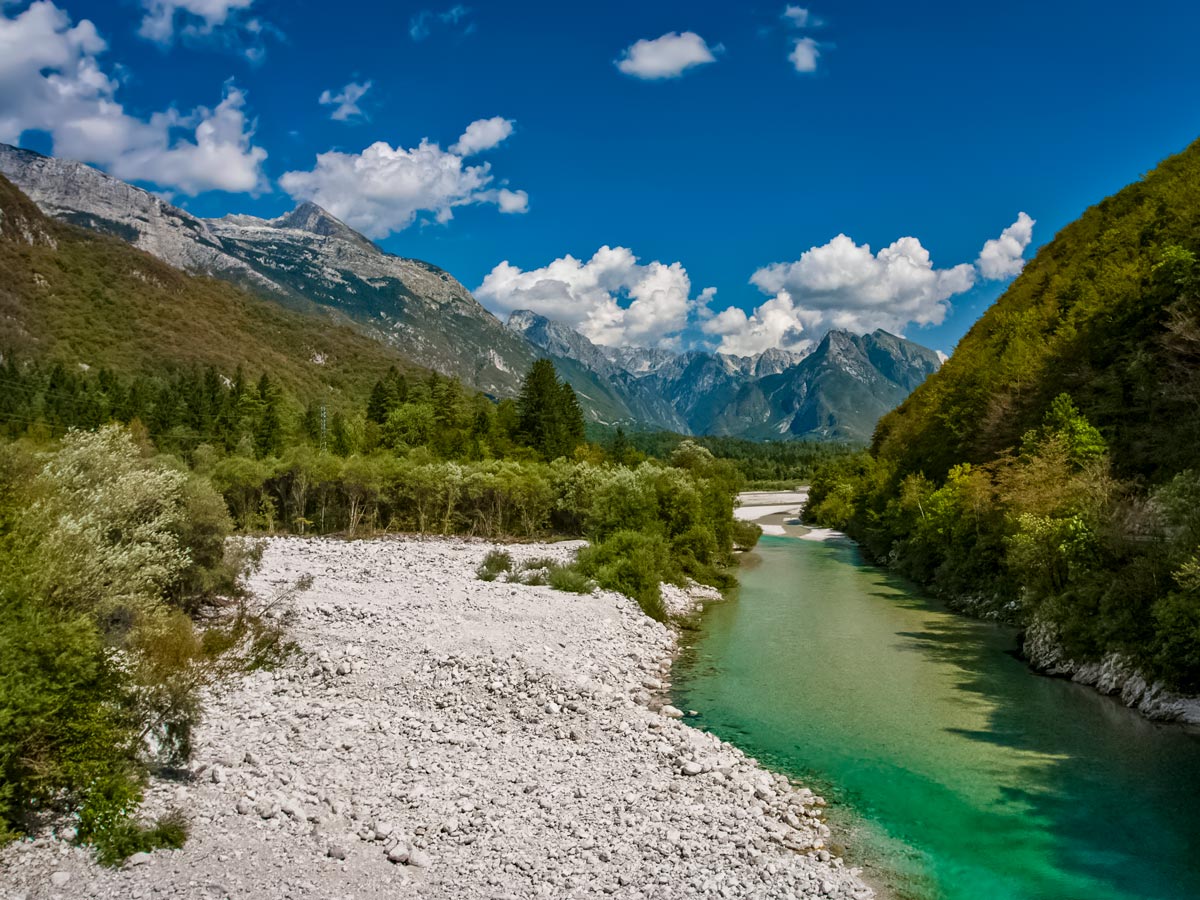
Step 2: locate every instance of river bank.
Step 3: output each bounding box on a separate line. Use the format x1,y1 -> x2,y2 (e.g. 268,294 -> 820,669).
673,532 -> 1200,900
0,535 -> 873,900
741,492 -> 1200,726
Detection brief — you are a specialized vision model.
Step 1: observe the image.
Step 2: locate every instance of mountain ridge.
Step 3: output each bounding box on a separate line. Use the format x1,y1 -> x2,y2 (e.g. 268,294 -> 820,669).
1,142 -> 943,441
506,309 -> 942,442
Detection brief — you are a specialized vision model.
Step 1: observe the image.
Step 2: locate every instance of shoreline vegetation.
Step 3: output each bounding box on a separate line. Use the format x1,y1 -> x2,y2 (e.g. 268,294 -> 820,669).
802,141 -> 1200,725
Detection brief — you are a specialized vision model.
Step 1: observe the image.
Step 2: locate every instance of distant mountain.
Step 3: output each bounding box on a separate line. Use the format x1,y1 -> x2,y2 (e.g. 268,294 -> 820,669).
0,174 -> 419,407
0,143 -> 535,397
1,142 -> 942,441
507,310 -> 941,442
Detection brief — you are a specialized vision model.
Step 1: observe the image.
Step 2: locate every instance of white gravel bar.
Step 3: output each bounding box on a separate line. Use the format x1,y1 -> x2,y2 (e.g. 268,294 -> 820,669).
0,535 -> 874,900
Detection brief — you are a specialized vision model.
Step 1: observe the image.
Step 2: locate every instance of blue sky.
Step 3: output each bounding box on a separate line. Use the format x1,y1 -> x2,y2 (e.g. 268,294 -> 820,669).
3,0 -> 1200,355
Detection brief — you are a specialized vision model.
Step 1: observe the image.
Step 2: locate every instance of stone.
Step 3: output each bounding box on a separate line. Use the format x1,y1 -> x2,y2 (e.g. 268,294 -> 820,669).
127,851 -> 152,866
256,799 -> 279,819
681,761 -> 703,776
50,872 -> 70,888
661,705 -> 685,719
386,844 -> 410,864
282,798 -> 306,820
407,848 -> 432,868
374,821 -> 394,841
327,844 -> 348,861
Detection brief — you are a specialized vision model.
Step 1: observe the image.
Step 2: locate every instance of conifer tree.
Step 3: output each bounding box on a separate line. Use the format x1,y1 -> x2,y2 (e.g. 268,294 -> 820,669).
517,359 -> 586,460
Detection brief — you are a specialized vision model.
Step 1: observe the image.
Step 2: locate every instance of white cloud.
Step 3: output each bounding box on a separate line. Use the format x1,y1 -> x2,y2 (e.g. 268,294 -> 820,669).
0,1 -> 267,195
705,217 -> 1036,355
319,80 -> 371,121
137,0 -> 271,58
495,188 -> 528,214
279,118 -> 527,238
616,31 -> 719,80
701,294 -> 818,358
449,116 -> 513,156
976,211 -> 1036,279
410,5 -> 472,41
476,246 -> 711,348
138,0 -> 254,41
789,36 -> 820,72
782,5 -> 811,27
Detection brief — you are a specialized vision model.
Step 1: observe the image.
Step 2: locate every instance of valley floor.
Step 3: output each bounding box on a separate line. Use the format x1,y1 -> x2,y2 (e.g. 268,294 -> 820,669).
0,536 -> 873,900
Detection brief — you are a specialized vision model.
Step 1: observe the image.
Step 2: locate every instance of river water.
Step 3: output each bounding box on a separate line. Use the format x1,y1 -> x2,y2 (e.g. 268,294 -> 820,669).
672,535 -> 1200,900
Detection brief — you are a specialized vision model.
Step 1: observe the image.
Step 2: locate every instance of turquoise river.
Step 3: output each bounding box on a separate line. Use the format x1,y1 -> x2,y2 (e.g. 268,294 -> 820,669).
671,535 -> 1200,900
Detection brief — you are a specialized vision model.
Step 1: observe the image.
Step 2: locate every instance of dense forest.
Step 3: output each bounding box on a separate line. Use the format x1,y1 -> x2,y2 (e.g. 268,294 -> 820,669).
807,138 -> 1200,692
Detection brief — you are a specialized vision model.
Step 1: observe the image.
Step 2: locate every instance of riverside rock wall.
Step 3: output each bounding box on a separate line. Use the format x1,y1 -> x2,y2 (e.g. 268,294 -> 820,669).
1022,619 -> 1200,726
1,536 -> 874,900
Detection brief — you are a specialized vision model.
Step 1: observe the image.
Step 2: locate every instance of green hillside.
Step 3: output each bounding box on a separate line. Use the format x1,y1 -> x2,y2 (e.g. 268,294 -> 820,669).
0,175 -> 419,410
807,138 -> 1200,690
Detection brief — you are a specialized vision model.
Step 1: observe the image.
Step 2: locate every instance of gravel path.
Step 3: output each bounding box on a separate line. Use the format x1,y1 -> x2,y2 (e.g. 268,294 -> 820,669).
1,536 -> 874,900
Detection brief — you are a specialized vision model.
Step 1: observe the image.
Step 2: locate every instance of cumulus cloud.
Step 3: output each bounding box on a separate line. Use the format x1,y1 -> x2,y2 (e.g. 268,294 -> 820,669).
476,247 -> 712,348
704,218 -> 1036,355
976,211 -> 1036,279
449,116 -> 513,155
0,1 -> 267,195
494,188 -> 528,214
782,5 -> 811,27
616,31 -> 719,80
319,80 -> 371,121
278,117 -> 526,238
789,36 -> 820,72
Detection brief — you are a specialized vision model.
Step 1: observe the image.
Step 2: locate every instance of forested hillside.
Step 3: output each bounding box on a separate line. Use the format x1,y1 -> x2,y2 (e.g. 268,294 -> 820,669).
0,175 -> 418,413
807,138 -> 1200,691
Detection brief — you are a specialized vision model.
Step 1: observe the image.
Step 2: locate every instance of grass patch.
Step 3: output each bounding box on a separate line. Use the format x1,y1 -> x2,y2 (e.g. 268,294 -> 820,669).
90,810 -> 190,867
548,566 -> 594,594
476,549 -> 514,581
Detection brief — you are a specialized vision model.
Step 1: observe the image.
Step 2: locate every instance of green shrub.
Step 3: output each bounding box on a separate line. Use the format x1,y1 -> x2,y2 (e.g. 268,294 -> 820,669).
477,549 -> 514,581
731,519 -> 763,551
576,530 -> 679,621
0,427 -> 282,858
548,566 -> 594,594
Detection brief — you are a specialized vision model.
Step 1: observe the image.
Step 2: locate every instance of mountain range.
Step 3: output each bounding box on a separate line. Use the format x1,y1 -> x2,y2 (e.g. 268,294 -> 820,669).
0,142 -> 942,441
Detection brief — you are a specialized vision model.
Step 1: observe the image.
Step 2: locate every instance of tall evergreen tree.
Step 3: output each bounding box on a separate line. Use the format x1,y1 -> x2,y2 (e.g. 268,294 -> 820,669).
517,359 -> 586,460
254,373 -> 282,458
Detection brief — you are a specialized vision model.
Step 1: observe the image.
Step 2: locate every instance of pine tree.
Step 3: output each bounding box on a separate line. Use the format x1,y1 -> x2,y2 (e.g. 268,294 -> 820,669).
558,381 -> 586,450
366,379 -> 393,425
517,359 -> 586,460
254,373 -> 282,458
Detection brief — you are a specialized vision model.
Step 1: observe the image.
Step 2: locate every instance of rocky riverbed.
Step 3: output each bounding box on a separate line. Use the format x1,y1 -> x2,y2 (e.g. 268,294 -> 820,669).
1,536 -> 874,900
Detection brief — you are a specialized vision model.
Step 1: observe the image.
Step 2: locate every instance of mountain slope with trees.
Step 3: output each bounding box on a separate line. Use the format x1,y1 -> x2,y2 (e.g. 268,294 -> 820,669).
807,137 -> 1200,702
0,174 -> 420,413
2,145 -> 942,442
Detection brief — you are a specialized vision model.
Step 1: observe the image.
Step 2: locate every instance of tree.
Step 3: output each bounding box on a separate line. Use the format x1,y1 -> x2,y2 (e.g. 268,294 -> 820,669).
516,359 -> 585,460
254,374 -> 282,459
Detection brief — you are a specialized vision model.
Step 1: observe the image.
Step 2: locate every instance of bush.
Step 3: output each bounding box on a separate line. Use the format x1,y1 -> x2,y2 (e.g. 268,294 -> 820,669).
477,549 -> 514,581
731,519 -> 763,551
576,530 -> 679,621
548,566 -> 595,594
0,427 -> 282,860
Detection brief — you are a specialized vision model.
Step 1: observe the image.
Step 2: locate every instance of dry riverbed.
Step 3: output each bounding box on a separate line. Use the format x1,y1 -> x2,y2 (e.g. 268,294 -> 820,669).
734,491 -> 842,542
1,536 -> 873,900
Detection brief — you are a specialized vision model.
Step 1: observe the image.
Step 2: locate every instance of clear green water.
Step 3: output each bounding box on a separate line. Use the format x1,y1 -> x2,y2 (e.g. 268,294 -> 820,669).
672,536 -> 1200,900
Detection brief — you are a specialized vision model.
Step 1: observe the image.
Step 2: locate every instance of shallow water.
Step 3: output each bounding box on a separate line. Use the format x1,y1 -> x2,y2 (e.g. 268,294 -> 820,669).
672,536 -> 1200,900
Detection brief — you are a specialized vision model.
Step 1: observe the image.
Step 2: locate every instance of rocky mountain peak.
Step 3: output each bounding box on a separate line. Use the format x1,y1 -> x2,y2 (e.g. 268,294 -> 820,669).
271,201 -> 373,248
